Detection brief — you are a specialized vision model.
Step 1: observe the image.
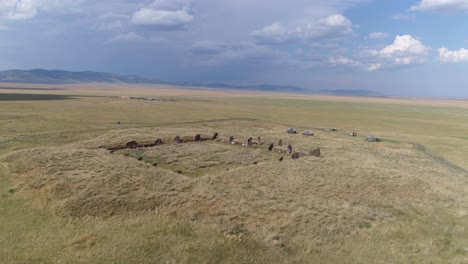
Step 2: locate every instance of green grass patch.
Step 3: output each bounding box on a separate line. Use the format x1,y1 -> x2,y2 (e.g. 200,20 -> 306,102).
0,93 -> 73,101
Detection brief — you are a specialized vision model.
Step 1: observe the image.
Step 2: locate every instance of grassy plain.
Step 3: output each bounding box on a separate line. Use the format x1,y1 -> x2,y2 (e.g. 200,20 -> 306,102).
1,83 -> 468,263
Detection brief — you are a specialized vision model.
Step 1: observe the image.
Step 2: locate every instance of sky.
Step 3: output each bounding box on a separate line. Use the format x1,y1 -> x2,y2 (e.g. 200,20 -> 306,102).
1,0 -> 468,97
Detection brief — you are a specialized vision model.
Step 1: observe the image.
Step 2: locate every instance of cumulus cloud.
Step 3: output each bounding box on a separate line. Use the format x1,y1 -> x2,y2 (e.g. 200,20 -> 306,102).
367,32 -> 389,39
410,0 -> 468,13
370,35 -> 430,65
328,56 -> 360,67
0,0 -> 84,20
330,35 -> 431,72
131,0 -> 193,28
439,47 -> 468,63
251,14 -> 353,44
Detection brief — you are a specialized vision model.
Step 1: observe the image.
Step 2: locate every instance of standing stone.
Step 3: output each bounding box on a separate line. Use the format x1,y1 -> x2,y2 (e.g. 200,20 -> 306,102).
287,144 -> 293,154
268,143 -> 274,151
310,148 -> 321,157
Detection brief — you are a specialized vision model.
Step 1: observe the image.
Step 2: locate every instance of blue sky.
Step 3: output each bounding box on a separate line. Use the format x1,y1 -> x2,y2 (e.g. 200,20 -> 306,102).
1,0 -> 468,97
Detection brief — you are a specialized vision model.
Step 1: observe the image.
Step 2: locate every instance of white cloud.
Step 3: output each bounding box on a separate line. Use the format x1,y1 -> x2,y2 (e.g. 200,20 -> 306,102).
0,0 -> 84,20
329,56 -> 359,67
439,47 -> 468,63
109,32 -> 145,43
411,0 -> 468,13
251,14 -> 353,44
370,35 -> 430,65
0,24 -> 9,30
131,0 -> 193,28
367,32 -> 389,39
0,0 -> 38,20
367,63 -> 382,71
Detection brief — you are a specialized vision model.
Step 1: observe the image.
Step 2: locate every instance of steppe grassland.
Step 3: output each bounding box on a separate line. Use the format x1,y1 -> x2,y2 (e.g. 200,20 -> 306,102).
1,83 -> 468,263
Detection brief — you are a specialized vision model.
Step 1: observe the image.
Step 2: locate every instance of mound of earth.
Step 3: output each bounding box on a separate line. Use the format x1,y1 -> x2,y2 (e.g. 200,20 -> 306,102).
3,127 -> 467,249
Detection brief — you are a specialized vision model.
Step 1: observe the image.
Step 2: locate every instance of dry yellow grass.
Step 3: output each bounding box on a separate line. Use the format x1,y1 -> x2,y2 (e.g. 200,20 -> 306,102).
1,84 -> 468,263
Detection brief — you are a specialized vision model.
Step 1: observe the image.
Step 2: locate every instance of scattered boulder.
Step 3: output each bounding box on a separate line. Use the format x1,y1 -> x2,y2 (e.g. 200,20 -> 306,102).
367,136 -> 381,142
229,136 -> 234,143
154,138 -> 163,145
117,121 -> 121,125
268,143 -> 274,151
310,148 -> 321,157
287,144 -> 293,154
257,136 -> 262,143
153,163 -> 158,167
212,132 -> 219,140
126,141 -> 140,149
195,134 -> 202,142
325,128 -> 338,132
174,136 -> 182,144
302,130 -> 314,136
247,137 -> 253,147
278,139 -> 283,146
287,128 -> 297,134
279,156 -> 283,162
291,152 -> 301,160
350,132 -> 357,137
137,157 -> 143,161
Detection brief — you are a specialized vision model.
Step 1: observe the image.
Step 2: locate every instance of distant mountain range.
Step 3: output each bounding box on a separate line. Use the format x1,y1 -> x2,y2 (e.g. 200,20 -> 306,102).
0,69 -> 165,84
0,69 -> 380,96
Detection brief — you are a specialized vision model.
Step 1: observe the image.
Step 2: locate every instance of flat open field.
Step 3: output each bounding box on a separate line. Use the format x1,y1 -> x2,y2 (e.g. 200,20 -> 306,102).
1,83 -> 468,263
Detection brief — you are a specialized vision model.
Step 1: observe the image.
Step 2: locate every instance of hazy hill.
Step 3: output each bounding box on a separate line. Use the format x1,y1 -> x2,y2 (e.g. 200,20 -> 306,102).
0,69 -> 379,96
0,69 -> 164,84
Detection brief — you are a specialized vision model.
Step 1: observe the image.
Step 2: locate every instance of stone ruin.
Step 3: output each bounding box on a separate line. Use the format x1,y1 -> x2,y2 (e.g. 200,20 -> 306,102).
310,148 -> 321,157
287,144 -> 293,154
106,130 -> 328,164
367,136 -> 381,142
268,143 -> 274,151
291,152 -> 300,160
126,141 -> 140,149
